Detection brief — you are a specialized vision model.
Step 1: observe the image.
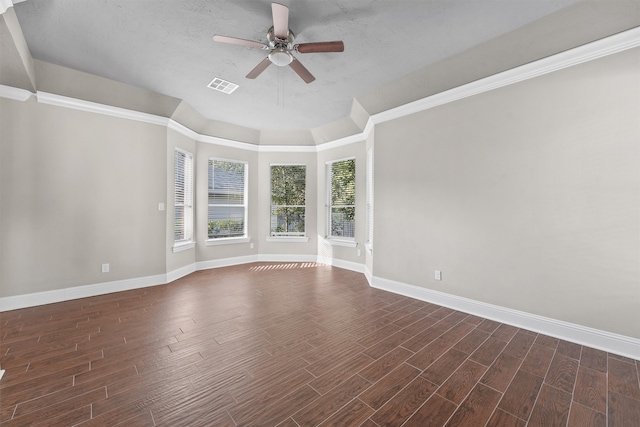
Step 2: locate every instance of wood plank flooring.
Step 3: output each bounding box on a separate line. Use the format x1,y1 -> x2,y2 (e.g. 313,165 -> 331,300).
1,262 -> 639,426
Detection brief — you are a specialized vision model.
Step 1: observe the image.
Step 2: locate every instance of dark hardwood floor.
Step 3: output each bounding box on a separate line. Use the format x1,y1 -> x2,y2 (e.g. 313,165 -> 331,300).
1,263 -> 639,426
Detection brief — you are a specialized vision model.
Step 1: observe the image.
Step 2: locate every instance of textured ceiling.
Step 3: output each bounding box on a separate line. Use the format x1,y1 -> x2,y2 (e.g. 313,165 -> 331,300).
12,0 -> 597,131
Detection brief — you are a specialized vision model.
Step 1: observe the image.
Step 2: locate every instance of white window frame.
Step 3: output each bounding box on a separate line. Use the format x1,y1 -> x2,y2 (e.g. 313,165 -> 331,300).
366,147 -> 374,253
173,148 -> 195,252
326,157 -> 356,246
206,158 -> 250,246
268,163 -> 309,242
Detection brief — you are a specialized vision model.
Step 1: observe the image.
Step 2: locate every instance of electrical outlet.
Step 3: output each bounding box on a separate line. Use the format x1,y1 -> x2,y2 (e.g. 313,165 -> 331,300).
102,263 -> 110,273
250,243 -> 254,249
357,249 -> 361,257
158,202 -> 165,211
435,270 -> 442,281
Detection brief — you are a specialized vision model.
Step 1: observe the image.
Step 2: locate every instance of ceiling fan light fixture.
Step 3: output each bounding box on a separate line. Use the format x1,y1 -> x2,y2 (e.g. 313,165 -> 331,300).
269,49 -> 293,66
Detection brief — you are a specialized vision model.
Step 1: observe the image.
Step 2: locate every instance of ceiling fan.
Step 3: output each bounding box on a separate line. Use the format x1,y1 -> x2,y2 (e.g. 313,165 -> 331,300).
213,2 -> 344,84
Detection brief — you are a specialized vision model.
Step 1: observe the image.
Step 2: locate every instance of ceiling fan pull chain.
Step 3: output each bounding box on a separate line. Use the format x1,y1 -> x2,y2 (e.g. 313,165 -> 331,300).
277,67 -> 281,107
282,68 -> 285,108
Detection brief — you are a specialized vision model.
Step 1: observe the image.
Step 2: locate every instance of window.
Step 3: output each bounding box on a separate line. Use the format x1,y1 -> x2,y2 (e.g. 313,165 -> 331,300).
366,148 -> 373,248
327,158 -> 355,239
208,159 -> 248,240
174,148 -> 194,246
270,165 -> 306,237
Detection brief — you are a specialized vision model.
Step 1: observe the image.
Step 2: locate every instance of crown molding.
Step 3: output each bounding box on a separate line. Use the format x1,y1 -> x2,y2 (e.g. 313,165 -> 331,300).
36,92 -> 170,126
0,84 -> 32,101
1,0 -> 26,13
316,130 -> 368,152
258,144 -> 317,153
168,119 -> 319,152
166,119 -> 199,139
371,26 -> 640,126
197,132 -> 260,152
2,27 -> 637,151
1,0 -> 25,14
166,119 -> 257,151
0,0 -> 13,15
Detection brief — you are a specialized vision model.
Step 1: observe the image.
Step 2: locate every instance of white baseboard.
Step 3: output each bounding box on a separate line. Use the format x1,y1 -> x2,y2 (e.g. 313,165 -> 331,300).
0,255 -> 365,312
64,274 -> 167,301
317,256 -> 365,274
194,254 -> 322,271
364,265 -> 373,286
0,255 -> 358,312
194,254 -> 363,273
0,273 -> 166,312
195,255 -> 260,271
0,288 -> 69,311
371,275 -> 640,360
4,259 -> 635,360
257,254 -> 318,263
166,263 -> 197,283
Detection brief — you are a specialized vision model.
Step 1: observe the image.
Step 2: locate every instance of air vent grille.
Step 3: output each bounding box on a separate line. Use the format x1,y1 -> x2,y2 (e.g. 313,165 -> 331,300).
207,78 -> 239,94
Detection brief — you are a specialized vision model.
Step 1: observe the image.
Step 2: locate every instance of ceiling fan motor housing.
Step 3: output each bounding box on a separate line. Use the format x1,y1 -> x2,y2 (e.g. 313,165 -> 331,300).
267,26 -> 295,65
267,27 -> 295,51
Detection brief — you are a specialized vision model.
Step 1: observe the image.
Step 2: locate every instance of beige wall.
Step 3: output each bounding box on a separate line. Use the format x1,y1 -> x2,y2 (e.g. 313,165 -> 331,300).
373,48 -> 640,338
0,98 -> 167,297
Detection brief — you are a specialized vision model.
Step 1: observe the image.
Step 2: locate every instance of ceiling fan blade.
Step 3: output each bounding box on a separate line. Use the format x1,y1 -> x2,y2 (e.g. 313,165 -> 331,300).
213,35 -> 268,50
271,3 -> 289,39
289,57 -> 315,84
296,41 -> 344,53
246,56 -> 272,79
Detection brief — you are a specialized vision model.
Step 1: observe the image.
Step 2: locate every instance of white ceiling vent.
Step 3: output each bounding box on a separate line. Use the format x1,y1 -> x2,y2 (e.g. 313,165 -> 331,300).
207,77 -> 239,94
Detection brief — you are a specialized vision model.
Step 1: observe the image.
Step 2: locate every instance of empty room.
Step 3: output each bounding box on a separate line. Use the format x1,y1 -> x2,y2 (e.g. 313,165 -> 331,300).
1,0 -> 639,426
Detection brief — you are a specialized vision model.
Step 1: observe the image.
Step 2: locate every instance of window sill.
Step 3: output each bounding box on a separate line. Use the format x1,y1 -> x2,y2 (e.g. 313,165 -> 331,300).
173,241 -> 195,253
266,236 -> 309,243
206,237 -> 251,246
326,238 -> 357,248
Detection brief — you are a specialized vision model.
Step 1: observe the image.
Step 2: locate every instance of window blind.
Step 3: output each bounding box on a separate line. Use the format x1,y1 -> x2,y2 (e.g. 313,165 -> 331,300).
366,148 -> 373,246
174,149 -> 193,243
208,159 -> 247,239
327,158 -> 355,239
